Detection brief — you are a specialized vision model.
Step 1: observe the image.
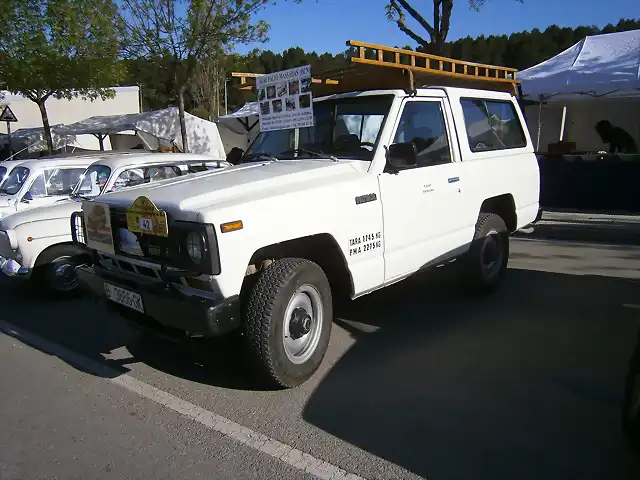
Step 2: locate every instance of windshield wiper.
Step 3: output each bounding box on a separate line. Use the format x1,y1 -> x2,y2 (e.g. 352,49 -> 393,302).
280,148 -> 338,162
242,152 -> 279,162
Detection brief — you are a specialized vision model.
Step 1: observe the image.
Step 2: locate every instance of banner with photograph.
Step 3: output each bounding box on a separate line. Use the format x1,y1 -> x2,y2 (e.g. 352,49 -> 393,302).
256,65 -> 314,132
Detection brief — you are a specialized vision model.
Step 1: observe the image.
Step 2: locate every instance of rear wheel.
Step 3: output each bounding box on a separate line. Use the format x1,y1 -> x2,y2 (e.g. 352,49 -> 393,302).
457,213 -> 509,294
244,258 -> 333,388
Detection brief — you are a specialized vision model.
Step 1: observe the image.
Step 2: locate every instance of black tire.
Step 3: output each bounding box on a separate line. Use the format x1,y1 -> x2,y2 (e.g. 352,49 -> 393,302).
457,213 -> 509,294
33,245 -> 89,297
623,333 -> 640,449
244,258 -> 333,389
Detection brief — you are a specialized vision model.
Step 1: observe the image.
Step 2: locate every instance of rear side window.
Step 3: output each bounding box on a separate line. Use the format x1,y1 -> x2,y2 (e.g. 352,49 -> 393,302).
460,98 -> 527,152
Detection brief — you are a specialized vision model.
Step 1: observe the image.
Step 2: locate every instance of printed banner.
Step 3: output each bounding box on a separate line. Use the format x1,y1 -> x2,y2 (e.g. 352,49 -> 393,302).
82,201 -> 115,255
256,65 -> 314,132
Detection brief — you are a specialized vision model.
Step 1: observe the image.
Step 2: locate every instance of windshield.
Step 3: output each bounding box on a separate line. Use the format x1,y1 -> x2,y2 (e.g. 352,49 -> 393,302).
72,165 -> 111,198
0,166 -> 30,195
243,95 -> 394,162
0,167 -> 7,183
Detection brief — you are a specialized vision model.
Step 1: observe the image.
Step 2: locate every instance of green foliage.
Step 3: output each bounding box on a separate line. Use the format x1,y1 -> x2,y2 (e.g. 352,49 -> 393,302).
0,0 -> 124,102
0,0 -> 124,152
115,0 -> 304,149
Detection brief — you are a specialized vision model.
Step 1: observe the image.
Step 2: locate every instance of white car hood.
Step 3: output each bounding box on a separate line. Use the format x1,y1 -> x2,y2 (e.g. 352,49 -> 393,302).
0,198 -> 80,229
97,160 -> 361,215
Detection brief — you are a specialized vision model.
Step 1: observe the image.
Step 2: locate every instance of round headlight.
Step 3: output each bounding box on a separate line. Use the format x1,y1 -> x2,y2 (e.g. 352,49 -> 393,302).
185,232 -> 204,263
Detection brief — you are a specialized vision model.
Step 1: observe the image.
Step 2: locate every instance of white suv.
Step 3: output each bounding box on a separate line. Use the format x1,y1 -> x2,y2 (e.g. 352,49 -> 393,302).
73,50 -> 540,388
0,152 -> 229,293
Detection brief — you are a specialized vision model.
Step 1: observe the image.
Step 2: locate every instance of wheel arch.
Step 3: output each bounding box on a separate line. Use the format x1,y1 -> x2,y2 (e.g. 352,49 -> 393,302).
479,193 -> 517,232
243,233 -> 354,301
34,241 -> 93,268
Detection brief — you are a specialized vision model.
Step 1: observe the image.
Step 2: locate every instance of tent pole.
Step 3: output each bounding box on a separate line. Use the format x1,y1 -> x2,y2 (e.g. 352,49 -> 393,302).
536,98 -> 542,152
559,105 -> 567,141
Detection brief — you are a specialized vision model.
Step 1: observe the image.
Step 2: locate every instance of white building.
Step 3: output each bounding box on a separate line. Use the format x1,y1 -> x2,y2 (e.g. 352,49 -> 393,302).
0,86 -> 141,151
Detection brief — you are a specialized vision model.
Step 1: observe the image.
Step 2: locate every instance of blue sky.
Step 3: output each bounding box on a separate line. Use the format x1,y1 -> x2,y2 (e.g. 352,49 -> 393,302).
235,0 -> 639,54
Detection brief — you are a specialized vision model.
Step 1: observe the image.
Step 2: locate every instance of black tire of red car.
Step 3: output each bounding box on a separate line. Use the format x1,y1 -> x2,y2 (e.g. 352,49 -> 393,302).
456,212 -> 510,294
33,245 -> 89,297
243,258 -> 333,389
623,332 -> 640,449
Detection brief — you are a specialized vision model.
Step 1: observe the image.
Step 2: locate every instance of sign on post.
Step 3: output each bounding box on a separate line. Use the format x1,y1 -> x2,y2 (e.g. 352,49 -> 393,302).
256,65 -> 314,132
1,105 -> 18,157
0,106 -> 18,123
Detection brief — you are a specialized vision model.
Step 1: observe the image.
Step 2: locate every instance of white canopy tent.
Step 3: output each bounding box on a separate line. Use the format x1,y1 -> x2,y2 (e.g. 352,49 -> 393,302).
217,102 -> 260,152
55,107 -> 226,158
0,124 -> 78,156
519,29 -> 640,152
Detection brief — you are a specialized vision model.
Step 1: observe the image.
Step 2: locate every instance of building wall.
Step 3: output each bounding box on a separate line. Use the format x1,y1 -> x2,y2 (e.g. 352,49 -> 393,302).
0,86 -> 140,134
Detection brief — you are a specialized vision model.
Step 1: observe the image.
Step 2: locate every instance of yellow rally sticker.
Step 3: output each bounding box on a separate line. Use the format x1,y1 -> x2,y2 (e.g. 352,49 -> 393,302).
125,196 -> 168,237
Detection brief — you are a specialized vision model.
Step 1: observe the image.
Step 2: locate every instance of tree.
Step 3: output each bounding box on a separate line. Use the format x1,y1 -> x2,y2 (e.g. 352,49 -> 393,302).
385,0 -> 523,54
117,0 -> 303,152
0,0 -> 124,154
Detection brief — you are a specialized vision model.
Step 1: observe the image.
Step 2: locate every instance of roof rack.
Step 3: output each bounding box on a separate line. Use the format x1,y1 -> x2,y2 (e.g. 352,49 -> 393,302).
231,39 -> 519,96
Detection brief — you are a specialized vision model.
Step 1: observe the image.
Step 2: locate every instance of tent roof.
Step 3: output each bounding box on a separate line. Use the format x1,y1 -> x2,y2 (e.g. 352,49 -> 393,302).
219,102 -> 259,120
55,107 -> 226,158
519,29 -> 640,100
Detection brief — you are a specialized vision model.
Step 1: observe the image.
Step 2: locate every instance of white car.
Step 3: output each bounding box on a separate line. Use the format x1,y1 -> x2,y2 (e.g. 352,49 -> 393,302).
0,152 -> 230,293
0,159 -> 29,189
73,54 -> 540,388
0,155 -> 102,219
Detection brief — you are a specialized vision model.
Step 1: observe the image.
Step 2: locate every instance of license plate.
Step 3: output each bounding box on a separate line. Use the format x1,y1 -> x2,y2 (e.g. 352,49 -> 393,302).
104,282 -> 144,313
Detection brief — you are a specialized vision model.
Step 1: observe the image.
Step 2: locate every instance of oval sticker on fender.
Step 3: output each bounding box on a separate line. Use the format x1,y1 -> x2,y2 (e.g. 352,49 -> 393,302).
125,196 -> 169,237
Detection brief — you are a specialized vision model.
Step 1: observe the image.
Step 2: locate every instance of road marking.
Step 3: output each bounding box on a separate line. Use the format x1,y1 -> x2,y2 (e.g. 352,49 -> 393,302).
0,320 -> 367,480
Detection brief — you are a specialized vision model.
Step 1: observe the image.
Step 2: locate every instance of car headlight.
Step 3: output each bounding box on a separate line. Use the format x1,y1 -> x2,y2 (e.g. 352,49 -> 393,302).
185,231 -> 204,263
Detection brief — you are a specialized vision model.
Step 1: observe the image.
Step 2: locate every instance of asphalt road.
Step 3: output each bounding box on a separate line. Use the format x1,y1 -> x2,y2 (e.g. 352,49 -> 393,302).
1,237 -> 639,480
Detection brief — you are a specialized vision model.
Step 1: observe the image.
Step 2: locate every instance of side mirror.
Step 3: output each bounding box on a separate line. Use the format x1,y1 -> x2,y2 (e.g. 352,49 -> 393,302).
387,142 -> 417,169
21,192 -> 33,203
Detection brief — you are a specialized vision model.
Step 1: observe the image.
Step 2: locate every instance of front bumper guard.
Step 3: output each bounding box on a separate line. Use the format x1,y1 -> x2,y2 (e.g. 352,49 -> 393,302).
77,264 -> 241,338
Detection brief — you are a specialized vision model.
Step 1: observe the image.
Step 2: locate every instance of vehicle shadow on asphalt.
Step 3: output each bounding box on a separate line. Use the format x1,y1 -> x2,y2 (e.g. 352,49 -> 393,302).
303,267 -> 640,480
0,278 -> 265,390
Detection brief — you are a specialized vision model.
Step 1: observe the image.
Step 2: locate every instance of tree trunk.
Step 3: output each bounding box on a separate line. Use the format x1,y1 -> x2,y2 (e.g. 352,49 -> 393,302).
37,99 -> 54,155
177,86 -> 189,153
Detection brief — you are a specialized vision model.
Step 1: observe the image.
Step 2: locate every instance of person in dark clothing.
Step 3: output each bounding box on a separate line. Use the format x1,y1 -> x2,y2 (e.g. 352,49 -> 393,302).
595,120 -> 638,153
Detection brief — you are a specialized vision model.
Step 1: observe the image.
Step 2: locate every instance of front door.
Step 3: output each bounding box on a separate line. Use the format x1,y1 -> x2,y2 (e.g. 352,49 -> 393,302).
378,98 -> 467,282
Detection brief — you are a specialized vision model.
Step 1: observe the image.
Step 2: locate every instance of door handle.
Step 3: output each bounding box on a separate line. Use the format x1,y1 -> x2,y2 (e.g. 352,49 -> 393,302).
448,177 -> 460,183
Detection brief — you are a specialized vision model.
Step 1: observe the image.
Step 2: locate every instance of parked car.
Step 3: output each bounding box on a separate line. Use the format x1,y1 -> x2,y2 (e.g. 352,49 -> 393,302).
0,152 -> 230,294
0,159 -> 28,189
0,155 -> 102,219
72,48 -> 540,388
624,328 -> 640,449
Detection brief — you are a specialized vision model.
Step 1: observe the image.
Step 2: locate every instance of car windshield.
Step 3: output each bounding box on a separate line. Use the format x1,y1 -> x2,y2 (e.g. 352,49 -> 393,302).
72,165 -> 111,198
0,166 -> 30,195
0,166 -> 7,183
243,95 -> 394,162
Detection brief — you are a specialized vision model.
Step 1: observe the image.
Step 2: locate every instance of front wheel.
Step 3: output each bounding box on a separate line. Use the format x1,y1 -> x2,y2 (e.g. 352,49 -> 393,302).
33,245 -> 88,297
457,213 -> 509,294
244,258 -> 333,388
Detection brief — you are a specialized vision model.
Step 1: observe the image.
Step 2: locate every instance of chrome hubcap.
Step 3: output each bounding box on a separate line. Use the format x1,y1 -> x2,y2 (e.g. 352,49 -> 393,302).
282,285 -> 323,364
50,257 -> 78,291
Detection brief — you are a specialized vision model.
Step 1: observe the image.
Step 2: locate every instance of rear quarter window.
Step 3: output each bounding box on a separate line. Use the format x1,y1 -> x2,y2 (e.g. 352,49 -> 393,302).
460,98 -> 527,152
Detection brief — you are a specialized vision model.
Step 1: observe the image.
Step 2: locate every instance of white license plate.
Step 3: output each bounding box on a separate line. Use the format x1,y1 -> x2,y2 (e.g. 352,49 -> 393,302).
104,282 -> 144,313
